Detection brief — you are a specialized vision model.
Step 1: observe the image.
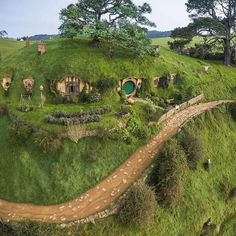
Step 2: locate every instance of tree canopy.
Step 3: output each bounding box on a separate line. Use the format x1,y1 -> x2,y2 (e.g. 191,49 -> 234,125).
59,0 -> 157,56
0,30 -> 7,38
171,0 -> 236,65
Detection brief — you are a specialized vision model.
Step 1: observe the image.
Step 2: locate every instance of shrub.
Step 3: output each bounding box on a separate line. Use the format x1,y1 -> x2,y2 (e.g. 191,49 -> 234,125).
16,104 -> 33,113
9,119 -> 35,144
149,140 -> 187,207
0,103 -> 7,116
33,130 -> 61,153
126,118 -> 149,140
88,91 -> 102,103
219,178 -> 231,198
229,103 -> 236,121
83,149 -> 97,162
79,87 -> 90,103
228,187 -> 236,200
117,182 -> 157,228
93,78 -> 116,93
180,131 -> 203,170
118,90 -> 127,104
44,106 -> 112,125
9,117 -> 61,153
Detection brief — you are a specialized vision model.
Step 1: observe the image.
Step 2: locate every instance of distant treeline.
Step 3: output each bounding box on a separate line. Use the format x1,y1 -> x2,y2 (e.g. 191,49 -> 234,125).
29,34 -> 58,41
147,31 -> 171,38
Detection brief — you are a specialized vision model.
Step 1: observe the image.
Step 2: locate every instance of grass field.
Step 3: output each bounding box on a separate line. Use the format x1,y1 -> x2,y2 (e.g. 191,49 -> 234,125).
0,37 -> 236,235
0,38 -> 24,59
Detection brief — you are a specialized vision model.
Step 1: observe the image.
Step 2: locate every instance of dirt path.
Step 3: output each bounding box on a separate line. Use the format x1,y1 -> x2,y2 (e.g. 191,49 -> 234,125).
0,100 -> 234,223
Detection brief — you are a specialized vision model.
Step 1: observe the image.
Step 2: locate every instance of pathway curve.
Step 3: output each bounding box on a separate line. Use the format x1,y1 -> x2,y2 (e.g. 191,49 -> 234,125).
0,100 -> 234,223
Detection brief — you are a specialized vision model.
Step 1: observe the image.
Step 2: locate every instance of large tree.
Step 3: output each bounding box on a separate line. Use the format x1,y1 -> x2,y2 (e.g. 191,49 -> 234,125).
0,30 -> 7,38
171,0 -> 236,66
59,0 -> 157,56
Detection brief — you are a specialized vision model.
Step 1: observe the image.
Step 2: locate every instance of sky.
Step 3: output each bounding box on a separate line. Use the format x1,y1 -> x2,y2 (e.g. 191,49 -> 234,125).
0,0 -> 190,38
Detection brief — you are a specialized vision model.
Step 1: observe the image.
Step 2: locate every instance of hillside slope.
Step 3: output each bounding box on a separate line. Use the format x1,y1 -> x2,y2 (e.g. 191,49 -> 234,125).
0,38 -> 236,235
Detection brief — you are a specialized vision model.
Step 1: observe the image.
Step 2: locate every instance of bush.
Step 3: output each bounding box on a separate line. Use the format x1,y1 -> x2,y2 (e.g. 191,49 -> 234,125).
9,119 -> 35,144
93,78 -> 116,93
149,140 -> 187,207
228,187 -> 236,200
117,182 -> 157,228
88,91 -> 102,103
118,90 -> 127,104
180,131 -> 203,170
16,104 -> 33,113
126,118 -> 149,140
44,106 -> 112,125
9,117 -> 61,153
33,129 -> 61,153
0,103 -> 7,116
83,149 -> 97,162
229,103 -> 236,121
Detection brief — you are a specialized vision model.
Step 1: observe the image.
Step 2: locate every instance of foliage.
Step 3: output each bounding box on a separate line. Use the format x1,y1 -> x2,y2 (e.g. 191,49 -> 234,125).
0,103 -> 8,116
229,103 -> 236,121
83,148 -> 98,162
228,187 -> 236,200
0,220 -> 59,236
118,90 -> 128,103
88,91 -> 102,103
33,129 -> 61,153
171,0 -> 236,65
9,117 -> 61,153
180,130 -> 203,170
117,181 -> 157,228
126,117 -> 149,140
168,39 -> 191,53
45,105 -> 112,125
16,104 -> 33,113
0,30 -> 7,38
149,140 -> 187,207
59,0 -> 157,56
93,78 -> 117,93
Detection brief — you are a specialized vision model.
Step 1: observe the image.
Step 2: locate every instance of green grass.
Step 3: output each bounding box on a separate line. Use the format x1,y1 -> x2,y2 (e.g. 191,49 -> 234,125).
75,108 -> 236,236
0,38 -> 24,59
0,38 -> 236,235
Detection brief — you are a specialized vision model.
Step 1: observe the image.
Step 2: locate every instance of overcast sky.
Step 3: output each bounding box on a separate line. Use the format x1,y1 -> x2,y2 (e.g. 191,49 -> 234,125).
0,0 -> 190,38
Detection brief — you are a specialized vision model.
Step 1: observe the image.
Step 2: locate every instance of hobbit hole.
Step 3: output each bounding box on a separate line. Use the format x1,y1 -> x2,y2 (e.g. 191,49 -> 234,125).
119,78 -> 142,96
1,76 -> 12,91
23,77 -> 34,93
55,76 -> 92,97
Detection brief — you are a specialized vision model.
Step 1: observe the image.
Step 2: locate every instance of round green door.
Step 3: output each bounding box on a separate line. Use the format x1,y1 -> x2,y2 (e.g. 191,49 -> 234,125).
122,81 -> 136,95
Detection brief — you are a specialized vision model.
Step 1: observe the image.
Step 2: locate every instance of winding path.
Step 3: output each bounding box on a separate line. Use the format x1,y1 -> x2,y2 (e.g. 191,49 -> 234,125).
0,100 -> 234,223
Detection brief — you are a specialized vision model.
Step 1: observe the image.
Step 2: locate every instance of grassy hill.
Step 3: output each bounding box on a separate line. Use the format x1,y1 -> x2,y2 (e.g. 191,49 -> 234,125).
0,38 -> 24,59
0,38 -> 236,235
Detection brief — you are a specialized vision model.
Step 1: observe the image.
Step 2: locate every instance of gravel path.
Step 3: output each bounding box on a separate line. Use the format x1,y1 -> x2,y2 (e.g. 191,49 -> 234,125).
0,100 -> 234,223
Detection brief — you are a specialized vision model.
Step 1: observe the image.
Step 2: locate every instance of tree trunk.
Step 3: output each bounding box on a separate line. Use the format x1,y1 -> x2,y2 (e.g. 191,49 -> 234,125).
224,25 -> 232,66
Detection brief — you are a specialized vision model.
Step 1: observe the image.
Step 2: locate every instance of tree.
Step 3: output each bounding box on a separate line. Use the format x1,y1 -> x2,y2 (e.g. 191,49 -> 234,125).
0,30 -> 7,38
117,181 -> 157,228
59,0 -> 157,56
171,0 -> 236,66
